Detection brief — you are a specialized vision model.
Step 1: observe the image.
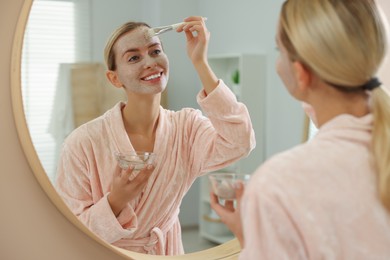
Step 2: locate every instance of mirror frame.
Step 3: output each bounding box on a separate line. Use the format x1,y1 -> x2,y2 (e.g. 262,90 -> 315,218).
10,0 -> 241,259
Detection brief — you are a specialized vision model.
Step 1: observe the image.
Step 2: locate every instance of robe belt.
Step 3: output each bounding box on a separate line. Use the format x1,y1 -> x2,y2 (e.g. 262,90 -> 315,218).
115,209 -> 179,254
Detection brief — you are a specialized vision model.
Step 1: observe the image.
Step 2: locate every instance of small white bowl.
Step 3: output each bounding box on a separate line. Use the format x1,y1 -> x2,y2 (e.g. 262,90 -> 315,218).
208,173 -> 251,200
115,151 -> 156,171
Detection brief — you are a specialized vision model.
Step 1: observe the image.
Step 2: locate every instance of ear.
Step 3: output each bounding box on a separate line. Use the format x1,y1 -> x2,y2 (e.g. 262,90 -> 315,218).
292,61 -> 311,92
106,70 -> 123,89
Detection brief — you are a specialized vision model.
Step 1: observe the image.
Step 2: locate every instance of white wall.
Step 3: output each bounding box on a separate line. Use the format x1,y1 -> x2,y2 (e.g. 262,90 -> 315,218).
91,0 -> 142,63
89,0 -> 305,227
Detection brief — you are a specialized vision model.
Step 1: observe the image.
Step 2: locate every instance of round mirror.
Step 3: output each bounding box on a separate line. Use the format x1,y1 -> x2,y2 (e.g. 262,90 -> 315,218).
17,0 -> 348,257
12,0 -> 252,258
12,0 -> 390,258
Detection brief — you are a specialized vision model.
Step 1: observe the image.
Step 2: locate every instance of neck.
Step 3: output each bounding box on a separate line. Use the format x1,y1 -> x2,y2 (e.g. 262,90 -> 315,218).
122,94 -> 161,136
306,85 -> 370,128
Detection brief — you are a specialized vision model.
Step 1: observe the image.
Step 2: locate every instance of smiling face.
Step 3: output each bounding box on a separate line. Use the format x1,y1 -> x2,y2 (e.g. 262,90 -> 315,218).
109,26 -> 169,95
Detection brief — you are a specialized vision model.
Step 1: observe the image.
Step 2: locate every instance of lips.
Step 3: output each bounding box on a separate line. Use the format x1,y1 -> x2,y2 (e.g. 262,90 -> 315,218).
142,72 -> 163,81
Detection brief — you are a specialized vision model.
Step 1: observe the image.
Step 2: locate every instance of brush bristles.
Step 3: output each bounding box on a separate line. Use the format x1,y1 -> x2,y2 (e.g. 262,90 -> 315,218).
144,28 -> 156,39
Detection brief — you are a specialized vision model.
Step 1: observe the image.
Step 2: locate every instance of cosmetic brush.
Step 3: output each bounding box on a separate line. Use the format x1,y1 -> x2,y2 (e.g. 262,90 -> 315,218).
146,22 -> 186,38
146,18 -> 207,38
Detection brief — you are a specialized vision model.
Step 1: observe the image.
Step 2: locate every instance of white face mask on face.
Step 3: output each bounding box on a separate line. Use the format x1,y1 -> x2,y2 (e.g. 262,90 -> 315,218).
113,27 -> 169,95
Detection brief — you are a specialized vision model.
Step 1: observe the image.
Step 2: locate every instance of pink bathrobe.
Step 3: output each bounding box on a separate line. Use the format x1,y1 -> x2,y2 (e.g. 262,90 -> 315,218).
240,114 -> 390,259
55,81 -> 255,255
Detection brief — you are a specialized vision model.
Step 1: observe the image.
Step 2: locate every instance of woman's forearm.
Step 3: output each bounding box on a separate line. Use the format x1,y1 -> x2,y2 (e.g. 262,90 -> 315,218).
193,60 -> 219,95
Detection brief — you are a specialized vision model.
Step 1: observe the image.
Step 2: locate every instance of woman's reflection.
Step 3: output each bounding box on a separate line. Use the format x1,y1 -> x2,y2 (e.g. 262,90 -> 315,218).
55,16 -> 255,255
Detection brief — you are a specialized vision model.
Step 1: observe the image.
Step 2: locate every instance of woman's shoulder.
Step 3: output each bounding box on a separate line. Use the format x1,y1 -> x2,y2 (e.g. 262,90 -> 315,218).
62,118 -> 102,150
259,143 -> 313,170
161,106 -> 206,124
63,104 -> 121,148
249,142 -> 323,189
163,106 -> 201,116
248,129 -> 362,197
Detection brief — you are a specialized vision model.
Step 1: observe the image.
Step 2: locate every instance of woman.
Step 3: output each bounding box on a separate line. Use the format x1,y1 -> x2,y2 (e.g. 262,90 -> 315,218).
55,16 -> 255,255
211,1 -> 390,259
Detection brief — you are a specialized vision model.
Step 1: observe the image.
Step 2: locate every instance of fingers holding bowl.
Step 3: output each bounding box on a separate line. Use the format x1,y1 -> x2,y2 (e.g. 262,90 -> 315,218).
208,173 -> 250,200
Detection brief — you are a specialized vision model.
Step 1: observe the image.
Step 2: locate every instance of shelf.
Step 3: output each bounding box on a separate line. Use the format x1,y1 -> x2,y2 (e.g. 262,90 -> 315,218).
199,53 -> 266,244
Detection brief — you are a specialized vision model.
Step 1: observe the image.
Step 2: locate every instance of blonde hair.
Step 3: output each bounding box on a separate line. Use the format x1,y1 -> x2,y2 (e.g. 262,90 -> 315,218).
104,21 -> 150,71
280,0 -> 390,210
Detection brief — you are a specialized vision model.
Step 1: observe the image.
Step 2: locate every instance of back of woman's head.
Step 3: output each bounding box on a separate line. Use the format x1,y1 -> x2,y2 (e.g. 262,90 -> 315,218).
104,21 -> 150,71
280,0 -> 390,211
280,0 -> 386,87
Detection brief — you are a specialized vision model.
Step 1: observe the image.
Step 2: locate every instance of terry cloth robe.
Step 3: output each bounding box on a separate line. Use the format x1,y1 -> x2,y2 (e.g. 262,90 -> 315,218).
239,114 -> 390,260
55,80 -> 255,255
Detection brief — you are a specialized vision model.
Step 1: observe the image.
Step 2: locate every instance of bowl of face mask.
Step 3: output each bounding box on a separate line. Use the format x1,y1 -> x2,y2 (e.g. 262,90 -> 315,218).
208,173 -> 251,200
115,151 -> 157,172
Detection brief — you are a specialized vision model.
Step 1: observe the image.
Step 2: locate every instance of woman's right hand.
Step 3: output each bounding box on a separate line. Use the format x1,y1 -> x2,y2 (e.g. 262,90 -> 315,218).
177,16 -> 210,66
177,16 -> 218,95
210,182 -> 245,248
108,164 -> 155,217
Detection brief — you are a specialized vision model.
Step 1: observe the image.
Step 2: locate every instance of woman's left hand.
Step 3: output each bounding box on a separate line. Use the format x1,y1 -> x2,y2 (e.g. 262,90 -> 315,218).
176,16 -> 209,65
210,182 -> 245,248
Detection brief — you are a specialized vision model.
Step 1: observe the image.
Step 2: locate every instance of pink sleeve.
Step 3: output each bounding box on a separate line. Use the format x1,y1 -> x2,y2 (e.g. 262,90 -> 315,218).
239,179 -> 309,260
55,143 -> 137,243
188,80 -> 256,174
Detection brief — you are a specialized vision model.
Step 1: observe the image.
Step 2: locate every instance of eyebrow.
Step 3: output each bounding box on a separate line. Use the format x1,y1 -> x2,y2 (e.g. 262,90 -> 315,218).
122,42 -> 161,57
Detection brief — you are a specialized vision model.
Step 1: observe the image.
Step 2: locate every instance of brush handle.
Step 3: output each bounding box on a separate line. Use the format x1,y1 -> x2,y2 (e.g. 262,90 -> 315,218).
171,22 -> 186,30
171,17 -> 207,29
